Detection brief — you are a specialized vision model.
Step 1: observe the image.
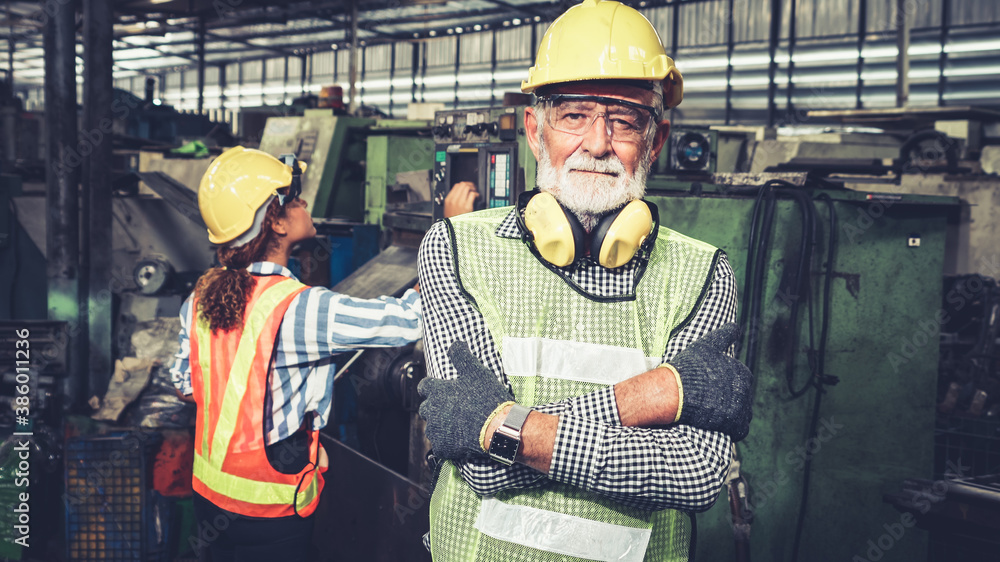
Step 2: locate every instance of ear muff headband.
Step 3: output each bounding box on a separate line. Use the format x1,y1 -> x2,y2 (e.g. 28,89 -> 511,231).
517,190 -> 658,269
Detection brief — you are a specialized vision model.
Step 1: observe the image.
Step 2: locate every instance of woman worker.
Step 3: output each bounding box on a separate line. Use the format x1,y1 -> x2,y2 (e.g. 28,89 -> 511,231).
169,146 -> 425,562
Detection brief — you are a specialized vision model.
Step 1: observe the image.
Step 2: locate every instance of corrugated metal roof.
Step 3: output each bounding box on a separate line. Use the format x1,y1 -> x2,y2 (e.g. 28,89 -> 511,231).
7,0 -> 998,86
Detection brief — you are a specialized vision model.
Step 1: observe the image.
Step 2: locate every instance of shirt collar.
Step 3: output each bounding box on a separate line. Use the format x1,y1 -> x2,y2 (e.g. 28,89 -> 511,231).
496,209 -> 522,239
247,261 -> 300,281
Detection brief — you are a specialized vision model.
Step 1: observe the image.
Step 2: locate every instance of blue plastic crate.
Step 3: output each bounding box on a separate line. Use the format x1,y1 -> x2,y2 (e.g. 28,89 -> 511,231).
64,432 -> 166,561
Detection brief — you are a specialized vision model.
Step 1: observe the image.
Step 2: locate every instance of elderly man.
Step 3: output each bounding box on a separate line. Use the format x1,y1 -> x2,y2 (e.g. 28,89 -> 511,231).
416,1 -> 753,560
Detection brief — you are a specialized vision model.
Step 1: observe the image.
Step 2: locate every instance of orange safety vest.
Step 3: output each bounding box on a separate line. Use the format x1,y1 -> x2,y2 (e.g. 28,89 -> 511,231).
189,275 -> 325,518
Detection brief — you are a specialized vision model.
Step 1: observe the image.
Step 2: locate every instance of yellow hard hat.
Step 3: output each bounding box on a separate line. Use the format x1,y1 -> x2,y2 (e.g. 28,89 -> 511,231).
198,146 -> 294,245
521,0 -> 684,108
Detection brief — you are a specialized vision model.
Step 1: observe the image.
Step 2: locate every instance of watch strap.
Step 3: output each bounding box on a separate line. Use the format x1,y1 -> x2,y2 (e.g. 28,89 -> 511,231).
480,401 -> 516,451
501,404 -> 531,433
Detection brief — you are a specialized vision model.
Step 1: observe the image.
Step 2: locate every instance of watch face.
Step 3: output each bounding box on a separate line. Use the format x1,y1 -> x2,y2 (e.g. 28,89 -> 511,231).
489,433 -> 519,465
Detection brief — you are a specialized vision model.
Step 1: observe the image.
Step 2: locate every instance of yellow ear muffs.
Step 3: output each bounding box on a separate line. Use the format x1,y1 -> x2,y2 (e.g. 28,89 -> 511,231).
523,191 -> 585,268
591,200 -> 654,269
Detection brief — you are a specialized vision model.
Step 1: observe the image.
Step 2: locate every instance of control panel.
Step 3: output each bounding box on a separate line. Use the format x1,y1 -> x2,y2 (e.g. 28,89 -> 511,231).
431,106 -> 533,220
431,107 -> 520,144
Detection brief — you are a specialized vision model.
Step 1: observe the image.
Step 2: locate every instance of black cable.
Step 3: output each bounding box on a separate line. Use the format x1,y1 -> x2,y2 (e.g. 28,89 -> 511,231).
783,189 -> 818,399
745,189 -> 777,373
734,181 -> 837,562
790,193 -> 837,562
738,179 -> 806,372
737,181 -> 772,358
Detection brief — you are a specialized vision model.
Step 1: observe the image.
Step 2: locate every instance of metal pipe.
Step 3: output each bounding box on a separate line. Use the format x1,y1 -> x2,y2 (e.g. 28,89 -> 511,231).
766,0 -> 783,127
856,0 -> 867,109
895,0 -> 910,108
785,0 -> 797,118
411,43 -> 419,103
43,0 -> 81,405
219,64 -> 227,112
1,60 -> 13,167
530,20 -> 538,63
300,55 -> 307,97
724,0 -> 734,125
3,0 -> 13,167
260,50 -> 266,105
197,17 -> 206,114
452,35 -> 460,110
82,0 -> 114,402
348,0 -> 358,114
389,42 -> 396,116
419,42 -> 426,103
490,29 -> 497,108
6,0 -> 12,83
937,0 -> 950,107
670,0 -> 680,124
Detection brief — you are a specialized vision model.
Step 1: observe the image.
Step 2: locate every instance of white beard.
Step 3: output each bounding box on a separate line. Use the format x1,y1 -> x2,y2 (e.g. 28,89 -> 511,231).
535,136 -> 650,231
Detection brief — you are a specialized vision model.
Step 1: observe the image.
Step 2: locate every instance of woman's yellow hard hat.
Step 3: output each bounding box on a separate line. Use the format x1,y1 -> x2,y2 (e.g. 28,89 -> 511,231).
198,146 -> 295,245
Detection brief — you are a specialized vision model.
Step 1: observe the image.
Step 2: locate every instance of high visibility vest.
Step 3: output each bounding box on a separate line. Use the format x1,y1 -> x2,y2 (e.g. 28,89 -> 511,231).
429,207 -> 722,561
190,275 -> 324,518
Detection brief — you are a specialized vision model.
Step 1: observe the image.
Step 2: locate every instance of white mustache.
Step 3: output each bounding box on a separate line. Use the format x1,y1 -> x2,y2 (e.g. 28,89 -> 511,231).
563,151 -> 626,176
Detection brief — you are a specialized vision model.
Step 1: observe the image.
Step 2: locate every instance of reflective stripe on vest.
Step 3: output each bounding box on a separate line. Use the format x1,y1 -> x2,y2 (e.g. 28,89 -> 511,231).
429,207 -> 721,561
192,277 -> 321,514
193,454 -> 320,511
502,336 -> 662,386
475,497 -> 651,562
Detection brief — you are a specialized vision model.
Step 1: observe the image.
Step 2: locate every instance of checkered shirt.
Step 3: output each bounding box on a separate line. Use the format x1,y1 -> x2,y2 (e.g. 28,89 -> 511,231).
169,261 -> 423,445
417,209 -> 736,512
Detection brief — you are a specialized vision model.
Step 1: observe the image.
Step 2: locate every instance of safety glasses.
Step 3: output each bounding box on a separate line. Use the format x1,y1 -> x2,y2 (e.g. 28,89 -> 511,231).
536,94 -> 660,144
277,153 -> 303,205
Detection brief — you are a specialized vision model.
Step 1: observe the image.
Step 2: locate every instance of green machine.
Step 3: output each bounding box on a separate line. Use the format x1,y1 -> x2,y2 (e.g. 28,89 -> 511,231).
643,178 -> 959,562
258,109 -> 435,225
364,119 -> 438,228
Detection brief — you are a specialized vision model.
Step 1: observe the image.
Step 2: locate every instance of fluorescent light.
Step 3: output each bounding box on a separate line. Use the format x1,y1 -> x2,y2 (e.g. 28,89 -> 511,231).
677,57 -> 728,70
729,76 -> 770,87
792,49 -> 859,64
946,39 -> 1000,53
792,71 -> 858,83
945,65 -> 1000,77
683,78 -> 727,89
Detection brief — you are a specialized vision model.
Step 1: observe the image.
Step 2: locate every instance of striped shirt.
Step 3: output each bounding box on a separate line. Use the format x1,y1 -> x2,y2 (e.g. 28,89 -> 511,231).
417,209 -> 735,512
169,261 -> 423,445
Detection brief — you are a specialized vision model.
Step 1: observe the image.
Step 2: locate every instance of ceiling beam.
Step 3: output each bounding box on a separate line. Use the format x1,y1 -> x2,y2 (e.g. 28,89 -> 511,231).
479,0 -> 551,19
204,30 -> 296,58
140,42 -> 198,62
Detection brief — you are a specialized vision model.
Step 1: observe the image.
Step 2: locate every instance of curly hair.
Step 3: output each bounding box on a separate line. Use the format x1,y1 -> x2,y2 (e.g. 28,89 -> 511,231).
194,198 -> 288,332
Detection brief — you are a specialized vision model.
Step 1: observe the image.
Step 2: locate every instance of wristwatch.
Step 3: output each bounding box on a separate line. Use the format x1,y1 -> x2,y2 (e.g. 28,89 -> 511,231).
488,404 -> 531,466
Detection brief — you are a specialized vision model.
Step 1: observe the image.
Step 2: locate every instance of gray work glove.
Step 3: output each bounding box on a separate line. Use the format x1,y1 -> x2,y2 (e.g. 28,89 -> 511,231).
667,323 -> 753,441
417,340 -> 515,461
